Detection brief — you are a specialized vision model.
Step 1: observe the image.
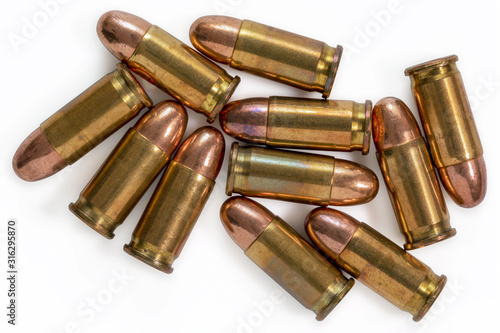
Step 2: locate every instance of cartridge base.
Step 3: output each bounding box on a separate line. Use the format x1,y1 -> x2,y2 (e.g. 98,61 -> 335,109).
115,63 -> 154,109
413,275 -> 447,322
206,75 -> 241,123
361,100 -> 372,155
322,45 -> 343,99
124,237 -> 175,274
225,142 -> 239,195
404,227 -> 456,251
404,55 -> 458,78
315,278 -> 354,321
69,197 -> 116,239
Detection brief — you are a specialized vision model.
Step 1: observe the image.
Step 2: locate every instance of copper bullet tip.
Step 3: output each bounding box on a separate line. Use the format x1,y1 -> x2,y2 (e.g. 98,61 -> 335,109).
12,128 -> 68,181
372,97 -> 422,151
134,100 -> 187,155
189,15 -> 242,64
220,197 -> 274,251
173,126 -> 225,180
219,98 -> 268,144
305,207 -> 360,261
331,159 -> 379,205
439,157 -> 487,208
97,10 -> 152,61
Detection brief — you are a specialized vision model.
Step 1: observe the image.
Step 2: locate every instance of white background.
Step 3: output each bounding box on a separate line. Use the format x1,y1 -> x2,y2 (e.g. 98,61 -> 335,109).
1,0 -> 499,332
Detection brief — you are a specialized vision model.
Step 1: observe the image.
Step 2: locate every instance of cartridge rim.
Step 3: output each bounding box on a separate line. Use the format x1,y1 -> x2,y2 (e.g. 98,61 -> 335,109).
404,228 -> 457,251
322,45 -> 343,99
123,243 -> 174,274
69,200 -> 115,239
207,76 -> 241,123
315,278 -> 355,321
404,55 -> 458,76
413,275 -> 447,322
116,63 -> 153,108
362,100 -> 373,155
225,142 -> 239,195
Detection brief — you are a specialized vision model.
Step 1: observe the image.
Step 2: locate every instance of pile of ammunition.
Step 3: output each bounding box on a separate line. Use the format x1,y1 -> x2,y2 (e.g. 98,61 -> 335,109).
12,10 -> 486,323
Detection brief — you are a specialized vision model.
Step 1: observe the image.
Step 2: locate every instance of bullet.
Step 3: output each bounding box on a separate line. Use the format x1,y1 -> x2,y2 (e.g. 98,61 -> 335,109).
305,207 -> 447,322
220,97 -> 372,154
124,126 -> 225,273
405,55 -> 486,207
98,10 -> 240,123
190,16 -> 342,98
227,142 -> 378,206
12,64 -> 152,181
220,197 -> 354,320
373,97 -> 455,250
70,101 -> 187,239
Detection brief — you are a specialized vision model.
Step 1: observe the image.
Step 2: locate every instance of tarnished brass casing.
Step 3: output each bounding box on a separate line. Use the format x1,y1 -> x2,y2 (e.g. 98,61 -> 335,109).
227,143 -> 335,205
267,97 -> 371,154
346,223 -> 446,321
227,143 -> 378,206
405,55 -> 486,207
305,208 -> 446,322
70,101 -> 187,239
231,20 -> 342,98
124,127 -> 224,273
377,138 -> 454,249
247,217 -> 354,320
40,64 -> 152,164
124,162 -> 214,273
405,55 -> 482,169
373,97 -> 454,250
69,130 -> 170,239
127,26 -> 240,122
341,223 -> 446,322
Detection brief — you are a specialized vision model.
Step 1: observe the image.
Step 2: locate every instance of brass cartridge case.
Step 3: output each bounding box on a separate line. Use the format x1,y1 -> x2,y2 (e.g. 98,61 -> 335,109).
125,127 -> 225,273
41,63 -> 152,165
405,55 -> 486,207
231,20 -> 342,98
70,101 -> 187,239
220,197 -> 354,320
220,97 -> 372,154
226,143 -> 379,206
373,97 -> 454,250
190,17 -> 342,98
247,217 -> 353,320
124,162 -> 214,273
98,11 -> 240,123
306,208 -> 447,322
128,26 -> 240,122
377,139 -> 454,249
405,55 -> 482,169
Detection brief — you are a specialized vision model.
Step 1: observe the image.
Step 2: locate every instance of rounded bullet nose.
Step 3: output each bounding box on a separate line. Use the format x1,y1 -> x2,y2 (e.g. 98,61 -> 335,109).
220,197 -> 274,251
189,15 -> 242,64
135,100 -> 188,154
13,128 -> 68,181
220,98 -> 268,144
330,159 -> 379,205
97,10 -> 151,61
173,126 -> 225,180
305,207 -> 360,261
439,157 -> 487,208
372,97 -> 421,151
